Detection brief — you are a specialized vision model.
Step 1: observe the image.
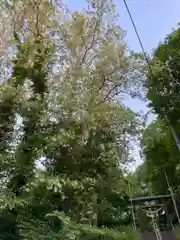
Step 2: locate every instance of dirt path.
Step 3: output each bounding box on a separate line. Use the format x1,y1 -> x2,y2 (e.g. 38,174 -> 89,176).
141,231 -> 176,240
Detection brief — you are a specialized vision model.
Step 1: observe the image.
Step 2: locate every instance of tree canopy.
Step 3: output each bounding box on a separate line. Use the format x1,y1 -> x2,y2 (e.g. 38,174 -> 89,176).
136,26 -> 180,198
146,27 -> 180,123
0,0 -> 143,239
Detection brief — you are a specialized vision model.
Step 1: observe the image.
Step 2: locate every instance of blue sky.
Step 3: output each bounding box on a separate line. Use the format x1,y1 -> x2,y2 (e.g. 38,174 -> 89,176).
115,0 -> 180,116
65,0 -> 180,53
64,0 -> 180,167
64,0 -> 180,114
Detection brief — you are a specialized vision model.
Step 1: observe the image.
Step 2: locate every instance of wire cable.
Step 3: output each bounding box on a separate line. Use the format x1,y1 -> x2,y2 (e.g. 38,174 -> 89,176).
123,0 -> 180,232
122,0 -> 154,77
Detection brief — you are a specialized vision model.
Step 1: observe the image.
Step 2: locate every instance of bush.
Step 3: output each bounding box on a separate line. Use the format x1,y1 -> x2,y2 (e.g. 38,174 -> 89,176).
18,211 -> 139,240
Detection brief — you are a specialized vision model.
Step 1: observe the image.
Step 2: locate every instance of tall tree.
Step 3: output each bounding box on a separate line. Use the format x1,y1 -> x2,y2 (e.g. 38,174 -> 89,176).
146,27 -> 180,124
140,119 -> 180,195
0,0 -> 143,239
144,26 -> 180,195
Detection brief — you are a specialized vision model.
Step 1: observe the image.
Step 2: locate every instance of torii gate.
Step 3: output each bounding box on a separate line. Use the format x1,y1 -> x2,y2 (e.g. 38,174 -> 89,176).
130,194 -> 176,240
128,172 -> 180,240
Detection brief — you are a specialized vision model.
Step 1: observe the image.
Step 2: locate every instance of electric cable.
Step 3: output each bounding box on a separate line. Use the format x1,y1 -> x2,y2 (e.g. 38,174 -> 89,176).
122,0 -> 153,77
123,0 -> 180,232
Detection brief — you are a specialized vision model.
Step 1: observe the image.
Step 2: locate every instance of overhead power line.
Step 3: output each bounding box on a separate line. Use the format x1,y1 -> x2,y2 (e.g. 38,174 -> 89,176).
122,0 -> 180,146
122,0 -> 180,227
122,0 -> 153,77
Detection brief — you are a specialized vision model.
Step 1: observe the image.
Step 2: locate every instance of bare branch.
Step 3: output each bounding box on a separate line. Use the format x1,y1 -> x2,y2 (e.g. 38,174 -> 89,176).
95,73 -> 128,106
81,36 -> 87,49
105,88 -> 127,102
33,0 -> 40,37
24,27 -> 37,37
96,75 -> 107,92
80,19 -> 99,65
95,71 -> 116,94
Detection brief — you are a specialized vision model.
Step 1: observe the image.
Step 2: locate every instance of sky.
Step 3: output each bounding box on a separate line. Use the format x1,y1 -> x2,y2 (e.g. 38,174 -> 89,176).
64,0 -> 180,167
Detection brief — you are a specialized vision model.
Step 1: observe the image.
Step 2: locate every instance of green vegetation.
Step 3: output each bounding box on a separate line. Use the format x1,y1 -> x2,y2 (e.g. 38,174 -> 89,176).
132,26 -> 180,197
131,24 -> 180,230
2,0 -> 180,238
0,0 -> 142,239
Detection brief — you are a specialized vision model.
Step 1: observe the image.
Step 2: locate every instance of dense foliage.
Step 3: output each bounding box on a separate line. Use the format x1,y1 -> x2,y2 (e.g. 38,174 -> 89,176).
136,26 -> 180,195
0,0 -> 143,239
131,27 -> 180,228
